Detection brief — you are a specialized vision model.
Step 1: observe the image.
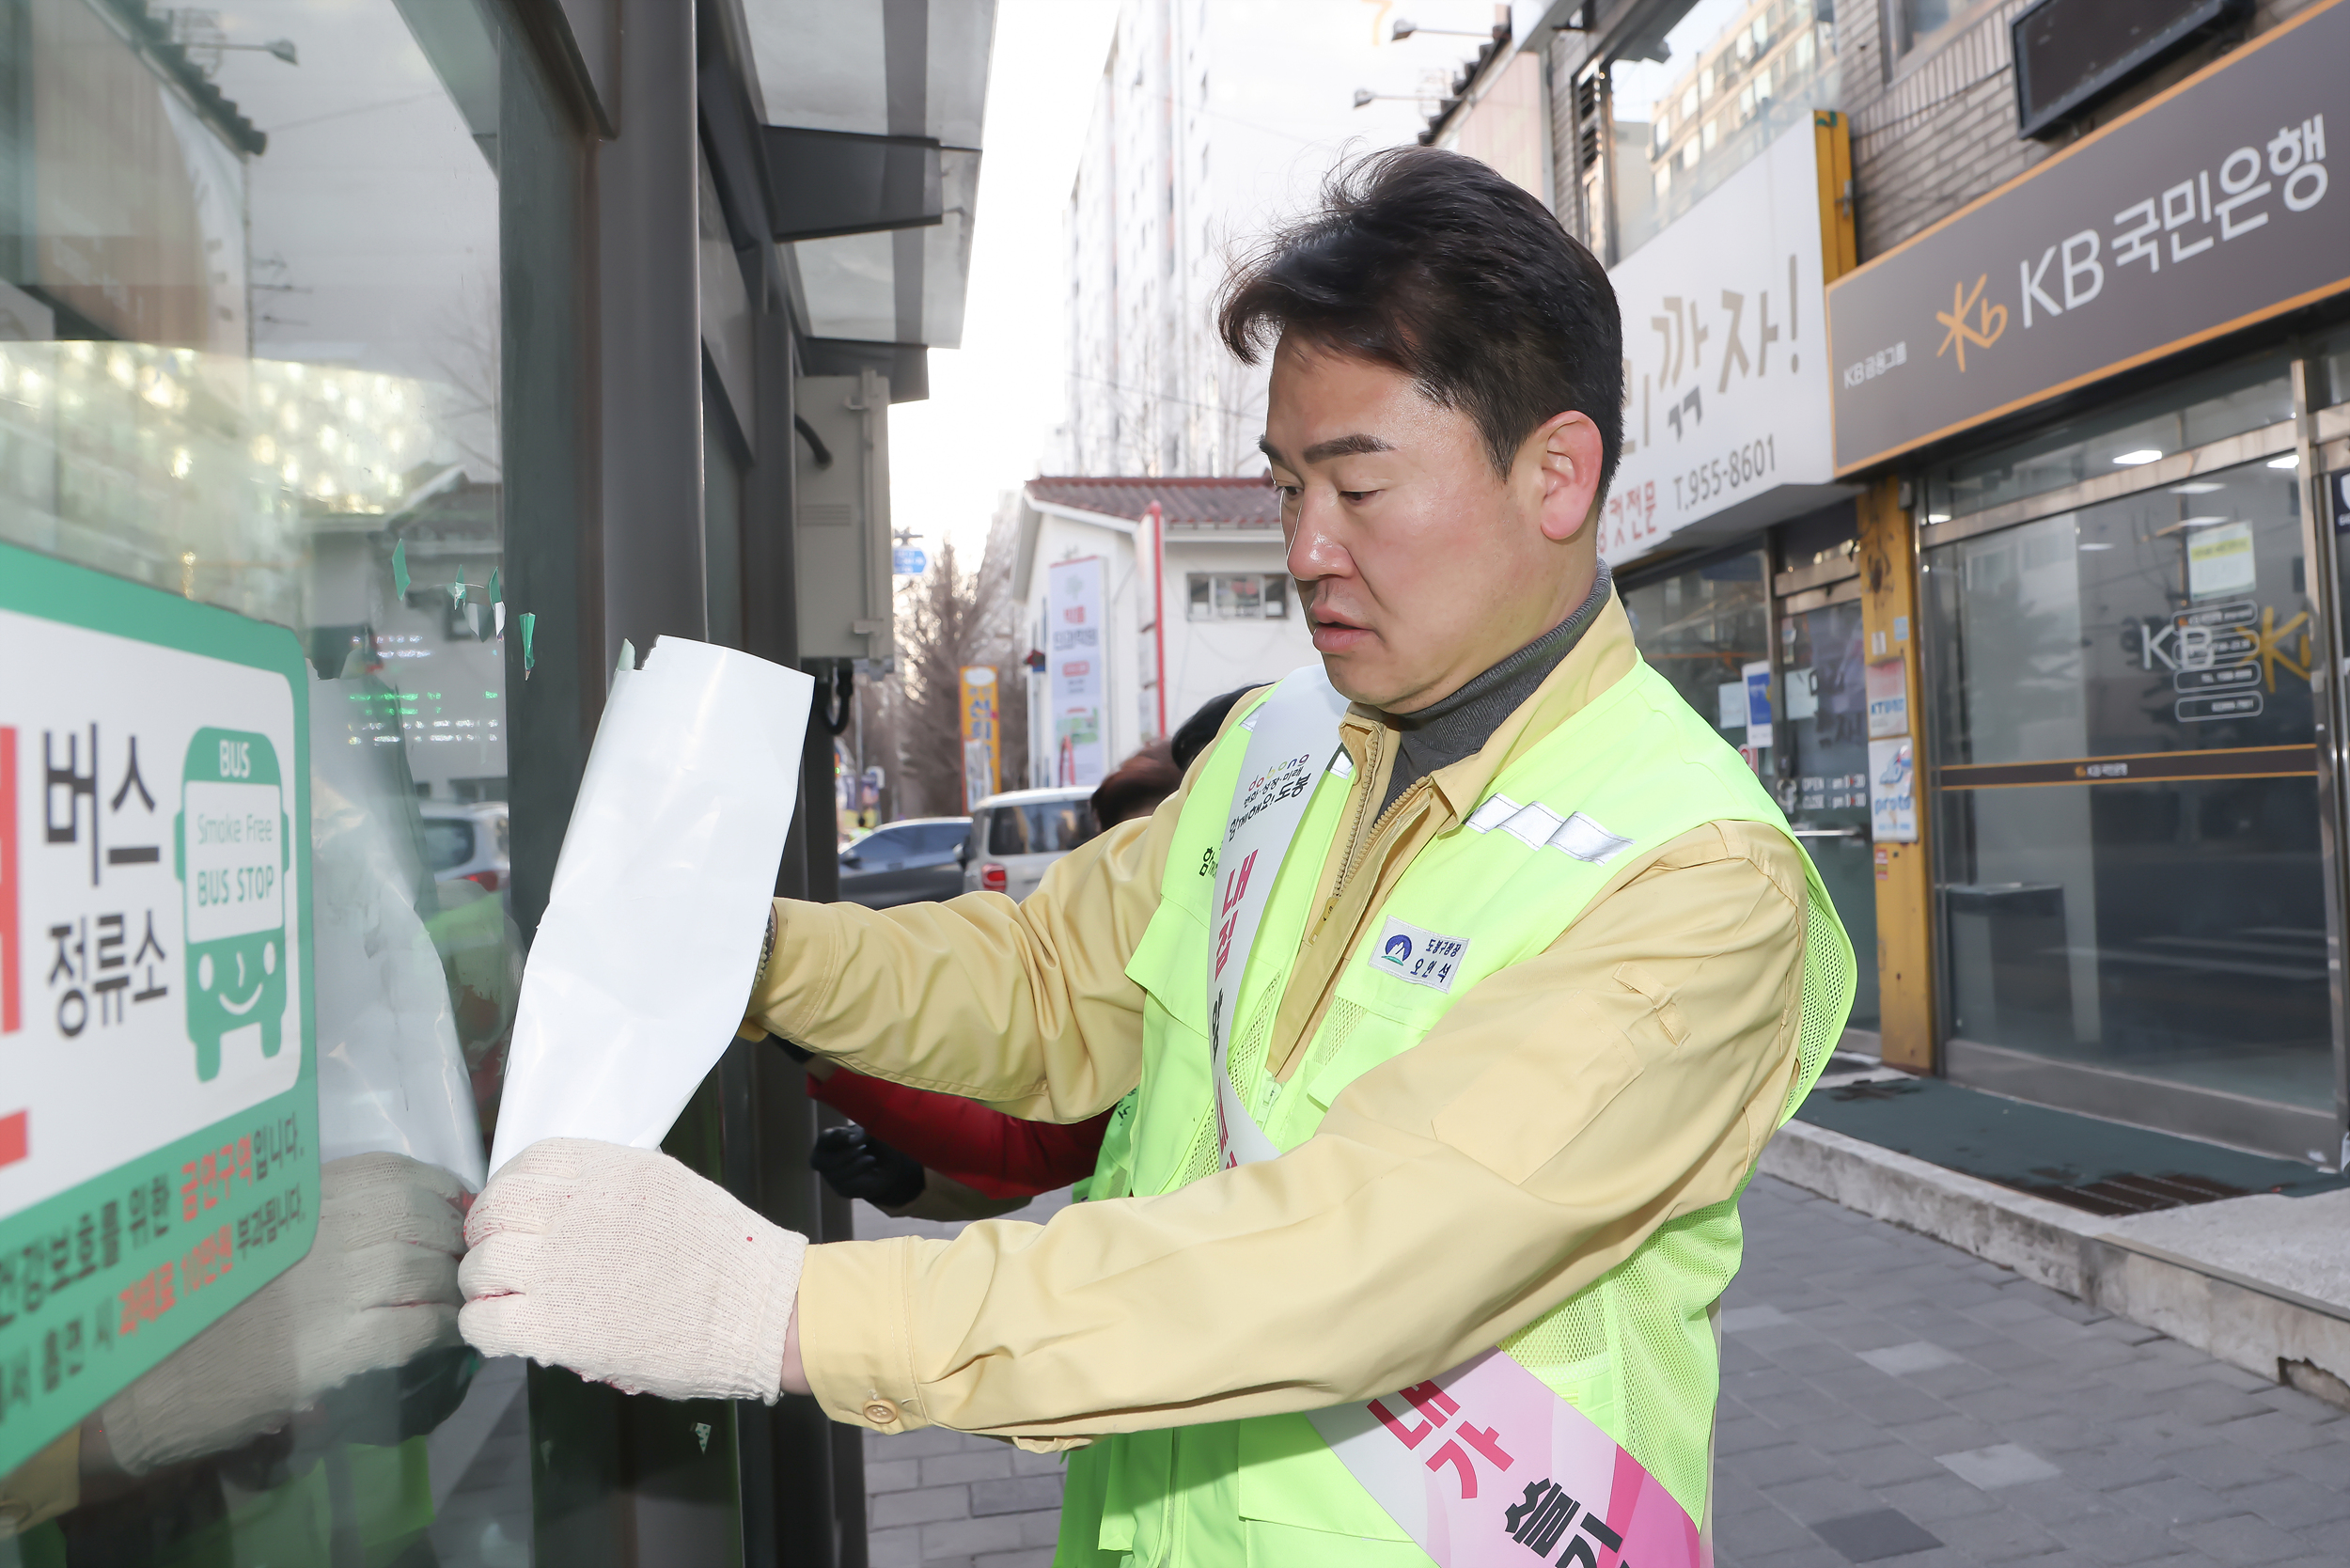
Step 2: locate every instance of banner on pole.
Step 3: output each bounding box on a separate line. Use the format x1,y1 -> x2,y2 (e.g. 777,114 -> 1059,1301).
1045,558 -> 1107,788
959,666 -> 1000,809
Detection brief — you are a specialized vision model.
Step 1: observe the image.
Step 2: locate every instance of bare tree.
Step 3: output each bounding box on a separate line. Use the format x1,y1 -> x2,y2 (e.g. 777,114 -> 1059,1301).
895,539 -> 1007,816
428,271 -> 501,481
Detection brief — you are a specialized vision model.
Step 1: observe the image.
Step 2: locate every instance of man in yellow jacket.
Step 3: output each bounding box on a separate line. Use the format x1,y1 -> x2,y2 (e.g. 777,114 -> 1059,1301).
460,147 -> 1852,1567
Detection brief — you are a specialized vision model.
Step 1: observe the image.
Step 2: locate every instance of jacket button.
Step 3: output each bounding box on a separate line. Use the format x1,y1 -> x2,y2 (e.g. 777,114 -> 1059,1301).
863,1399 -> 899,1425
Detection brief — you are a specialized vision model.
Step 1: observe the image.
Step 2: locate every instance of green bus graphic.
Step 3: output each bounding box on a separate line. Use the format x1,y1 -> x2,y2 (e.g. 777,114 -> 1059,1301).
174,728 -> 290,1080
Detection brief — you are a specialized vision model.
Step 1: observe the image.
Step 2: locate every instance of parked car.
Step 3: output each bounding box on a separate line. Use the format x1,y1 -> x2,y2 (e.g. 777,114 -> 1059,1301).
838,817 -> 972,908
420,801 -> 510,893
963,788 -> 1098,902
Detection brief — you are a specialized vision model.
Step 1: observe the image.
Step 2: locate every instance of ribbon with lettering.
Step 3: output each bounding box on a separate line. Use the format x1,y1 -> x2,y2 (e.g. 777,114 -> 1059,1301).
1305,1353 -> 1703,1568
1206,664 -> 1349,1168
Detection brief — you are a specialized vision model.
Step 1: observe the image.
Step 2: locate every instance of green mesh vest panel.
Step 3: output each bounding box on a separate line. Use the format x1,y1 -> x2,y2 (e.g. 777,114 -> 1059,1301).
1061,661 -> 1855,1567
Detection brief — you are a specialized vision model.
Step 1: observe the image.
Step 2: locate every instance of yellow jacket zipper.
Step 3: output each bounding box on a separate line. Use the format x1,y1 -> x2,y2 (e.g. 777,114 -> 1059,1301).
1309,729 -> 1425,944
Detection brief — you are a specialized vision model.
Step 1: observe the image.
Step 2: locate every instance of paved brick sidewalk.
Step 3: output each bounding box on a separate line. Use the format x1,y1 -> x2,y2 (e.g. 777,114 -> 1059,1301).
854,1191 -> 1072,1568
1715,1176 -> 2350,1568
854,1176 -> 2350,1568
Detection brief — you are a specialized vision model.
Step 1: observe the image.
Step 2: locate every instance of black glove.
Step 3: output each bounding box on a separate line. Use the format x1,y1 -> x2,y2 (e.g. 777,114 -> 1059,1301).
809,1125 -> 926,1209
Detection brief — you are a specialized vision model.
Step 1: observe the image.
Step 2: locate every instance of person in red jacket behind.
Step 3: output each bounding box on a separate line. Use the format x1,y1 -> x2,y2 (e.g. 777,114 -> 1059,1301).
795,692 -> 1251,1218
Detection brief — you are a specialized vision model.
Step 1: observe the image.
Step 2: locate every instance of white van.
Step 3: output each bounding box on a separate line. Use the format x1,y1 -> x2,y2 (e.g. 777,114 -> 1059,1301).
420,801 -> 510,893
963,787 -> 1099,902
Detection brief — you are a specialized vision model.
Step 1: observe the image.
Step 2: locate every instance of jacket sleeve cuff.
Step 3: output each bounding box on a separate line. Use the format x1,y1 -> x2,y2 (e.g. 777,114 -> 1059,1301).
745,898 -> 844,1044
0,1427 -> 78,1534
798,1237 -> 934,1435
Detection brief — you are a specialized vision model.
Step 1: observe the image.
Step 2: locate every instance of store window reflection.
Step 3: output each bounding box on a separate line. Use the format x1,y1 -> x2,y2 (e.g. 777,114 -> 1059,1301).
0,3 -> 533,1563
1919,353 -> 2294,525
1621,548 -> 1773,771
1924,463 -> 2330,1121
1779,599 -> 1879,1031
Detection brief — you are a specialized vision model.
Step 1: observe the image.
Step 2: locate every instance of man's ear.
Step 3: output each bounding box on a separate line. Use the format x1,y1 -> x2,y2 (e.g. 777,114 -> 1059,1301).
1531,412 -> 1604,544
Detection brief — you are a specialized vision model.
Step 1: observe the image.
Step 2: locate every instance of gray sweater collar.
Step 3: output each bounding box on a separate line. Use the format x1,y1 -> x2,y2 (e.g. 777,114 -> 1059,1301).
1374,560 -> 1613,817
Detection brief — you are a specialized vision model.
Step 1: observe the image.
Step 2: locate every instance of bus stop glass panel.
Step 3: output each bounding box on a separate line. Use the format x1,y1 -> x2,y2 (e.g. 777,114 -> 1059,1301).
0,3 -> 535,1560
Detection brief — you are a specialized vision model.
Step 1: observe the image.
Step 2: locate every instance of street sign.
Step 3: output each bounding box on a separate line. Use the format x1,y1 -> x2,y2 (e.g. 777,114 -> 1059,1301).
892,547 -> 927,576
0,542 -> 320,1475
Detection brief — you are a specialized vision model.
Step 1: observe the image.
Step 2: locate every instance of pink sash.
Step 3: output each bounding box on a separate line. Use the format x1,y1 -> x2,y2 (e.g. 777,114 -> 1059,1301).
1307,1349 -> 1704,1567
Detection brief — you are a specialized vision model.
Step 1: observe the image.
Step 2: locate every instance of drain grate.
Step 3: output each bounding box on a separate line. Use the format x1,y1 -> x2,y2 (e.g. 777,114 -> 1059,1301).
2013,1169 -> 2250,1216
1825,1079 -> 1928,1103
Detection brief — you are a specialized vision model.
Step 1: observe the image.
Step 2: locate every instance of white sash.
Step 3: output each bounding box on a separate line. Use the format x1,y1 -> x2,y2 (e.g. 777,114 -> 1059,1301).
1207,666 -> 1706,1568
1206,665 -> 1349,1168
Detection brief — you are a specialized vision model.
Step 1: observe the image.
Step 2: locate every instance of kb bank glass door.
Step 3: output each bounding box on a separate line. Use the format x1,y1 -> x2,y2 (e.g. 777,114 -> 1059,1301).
1922,458 -> 2332,1155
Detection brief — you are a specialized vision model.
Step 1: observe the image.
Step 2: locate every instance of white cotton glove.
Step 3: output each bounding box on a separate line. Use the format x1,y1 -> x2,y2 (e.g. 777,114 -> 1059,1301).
101,1152 -> 467,1474
458,1137 -> 805,1403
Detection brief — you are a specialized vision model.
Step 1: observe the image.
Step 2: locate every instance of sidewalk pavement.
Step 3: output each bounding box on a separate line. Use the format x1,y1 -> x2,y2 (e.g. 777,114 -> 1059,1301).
853,1191 -> 1072,1568
1768,1063 -> 2350,1412
1715,1173 -> 2349,1568
852,1110 -> 2350,1568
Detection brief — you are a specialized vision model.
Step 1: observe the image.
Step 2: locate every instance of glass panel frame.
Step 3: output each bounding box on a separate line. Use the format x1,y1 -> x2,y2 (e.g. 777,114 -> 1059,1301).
1919,350 -> 2295,526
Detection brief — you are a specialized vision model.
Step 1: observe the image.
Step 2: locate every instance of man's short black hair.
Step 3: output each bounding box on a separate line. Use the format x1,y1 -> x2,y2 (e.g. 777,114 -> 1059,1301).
1219,147 -> 1622,497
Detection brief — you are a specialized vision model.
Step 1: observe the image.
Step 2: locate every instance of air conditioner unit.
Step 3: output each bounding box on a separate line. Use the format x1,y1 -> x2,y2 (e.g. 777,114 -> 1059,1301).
793,369 -> 895,668
2012,0 -> 2249,141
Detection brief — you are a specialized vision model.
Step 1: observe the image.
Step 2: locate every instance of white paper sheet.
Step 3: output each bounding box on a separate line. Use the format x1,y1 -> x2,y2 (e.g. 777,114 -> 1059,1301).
488,637 -> 812,1174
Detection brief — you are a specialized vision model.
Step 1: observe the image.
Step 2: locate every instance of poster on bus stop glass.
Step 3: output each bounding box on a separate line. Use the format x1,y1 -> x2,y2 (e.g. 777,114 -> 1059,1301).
0,542 -> 319,1476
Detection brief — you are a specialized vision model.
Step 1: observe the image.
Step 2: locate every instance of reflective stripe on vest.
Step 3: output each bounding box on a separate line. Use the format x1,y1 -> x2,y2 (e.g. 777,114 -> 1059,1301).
1209,666 -> 1706,1568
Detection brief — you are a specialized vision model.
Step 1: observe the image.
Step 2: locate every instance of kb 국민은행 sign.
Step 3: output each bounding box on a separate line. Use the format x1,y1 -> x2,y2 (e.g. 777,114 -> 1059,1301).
1826,0 -> 2350,473
0,543 -> 319,1475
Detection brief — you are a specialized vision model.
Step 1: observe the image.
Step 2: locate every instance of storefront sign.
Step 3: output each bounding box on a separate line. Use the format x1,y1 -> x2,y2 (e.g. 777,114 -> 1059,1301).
1869,736 -> 1919,843
1716,682 -> 1747,731
1826,0 -> 2350,473
0,544 -> 319,1476
1600,120 -> 1844,564
1047,557 -> 1107,788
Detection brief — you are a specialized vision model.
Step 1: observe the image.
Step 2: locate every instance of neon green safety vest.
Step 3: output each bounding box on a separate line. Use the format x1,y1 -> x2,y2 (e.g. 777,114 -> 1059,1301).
1058,653 -> 1855,1567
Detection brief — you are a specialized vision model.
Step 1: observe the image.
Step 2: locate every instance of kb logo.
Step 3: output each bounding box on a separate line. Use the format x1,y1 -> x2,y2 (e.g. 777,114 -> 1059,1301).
1935,274 -> 2006,372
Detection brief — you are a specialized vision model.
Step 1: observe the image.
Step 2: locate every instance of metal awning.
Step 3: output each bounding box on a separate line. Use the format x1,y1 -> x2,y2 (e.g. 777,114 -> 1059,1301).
742,0 -> 994,353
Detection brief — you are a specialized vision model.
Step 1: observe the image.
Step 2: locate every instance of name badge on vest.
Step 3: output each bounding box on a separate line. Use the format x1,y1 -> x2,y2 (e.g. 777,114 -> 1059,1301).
1372,917 -> 1470,993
